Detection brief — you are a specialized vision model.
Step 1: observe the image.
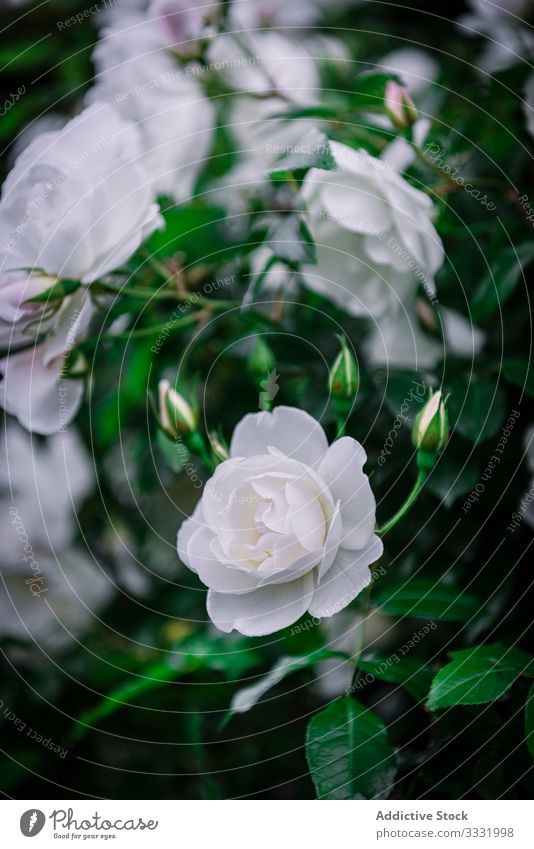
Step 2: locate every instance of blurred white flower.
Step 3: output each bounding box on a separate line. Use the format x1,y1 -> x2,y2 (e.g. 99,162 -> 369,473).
365,300 -> 485,369
229,0 -> 321,31
0,420 -> 93,560
301,142 -> 444,318
149,0 -> 219,54
210,30 -> 319,192
0,548 -> 112,650
524,73 -> 534,137
377,48 -> 439,96
0,271 -> 57,349
177,406 -> 382,636
458,0 -> 534,72
0,287 -> 92,434
91,10 -> 215,201
209,29 -> 319,102
0,102 -> 162,283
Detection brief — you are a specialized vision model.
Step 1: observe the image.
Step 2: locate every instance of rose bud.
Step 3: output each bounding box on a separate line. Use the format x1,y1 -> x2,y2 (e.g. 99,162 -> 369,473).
158,379 -> 197,439
209,430 -> 230,464
384,80 -> 417,129
412,389 -> 449,457
329,335 -> 359,404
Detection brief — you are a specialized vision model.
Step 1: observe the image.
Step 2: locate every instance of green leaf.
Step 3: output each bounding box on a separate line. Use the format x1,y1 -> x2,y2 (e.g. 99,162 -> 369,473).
228,650 -> 348,718
267,213 -> 316,265
376,579 -> 480,622
357,655 -> 434,703
269,128 -> 336,178
471,243 -> 534,323
146,205 -> 228,263
156,429 -> 186,473
525,682 -> 534,763
350,71 -> 403,112
502,357 -> 534,397
72,634 -> 260,741
306,698 -> 396,799
447,380 -> 506,443
26,278 -> 80,303
427,643 -> 532,710
426,452 -> 481,507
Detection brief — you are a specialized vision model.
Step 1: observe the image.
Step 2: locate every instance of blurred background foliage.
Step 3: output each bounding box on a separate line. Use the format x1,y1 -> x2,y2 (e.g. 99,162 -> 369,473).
1,0 -> 534,800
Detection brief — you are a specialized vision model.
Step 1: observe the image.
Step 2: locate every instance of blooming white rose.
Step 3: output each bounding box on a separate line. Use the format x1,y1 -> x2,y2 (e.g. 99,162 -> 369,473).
177,406 -> 382,636
0,287 -> 92,434
91,11 -> 215,201
0,102 -> 162,283
301,142 -> 444,318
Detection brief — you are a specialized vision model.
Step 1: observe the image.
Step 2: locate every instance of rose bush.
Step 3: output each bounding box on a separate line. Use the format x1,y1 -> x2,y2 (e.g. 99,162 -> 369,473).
177,406 -> 382,636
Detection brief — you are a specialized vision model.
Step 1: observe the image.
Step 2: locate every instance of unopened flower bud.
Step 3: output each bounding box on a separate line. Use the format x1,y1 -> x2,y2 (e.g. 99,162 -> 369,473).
248,337 -> 276,383
158,379 -> 197,439
412,389 -> 449,457
209,430 -> 229,463
329,336 -> 359,403
384,80 -> 417,129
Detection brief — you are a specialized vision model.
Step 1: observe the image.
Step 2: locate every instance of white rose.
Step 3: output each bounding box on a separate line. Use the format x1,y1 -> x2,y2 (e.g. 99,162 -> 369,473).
0,287 -> 92,434
177,406 -> 382,636
0,102 -> 162,283
91,11 -> 215,201
301,142 -> 444,318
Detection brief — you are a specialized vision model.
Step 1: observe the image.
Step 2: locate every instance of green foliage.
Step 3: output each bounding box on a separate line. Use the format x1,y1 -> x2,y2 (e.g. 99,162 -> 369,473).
375,579 -> 481,622
427,644 -> 532,710
306,698 -> 396,800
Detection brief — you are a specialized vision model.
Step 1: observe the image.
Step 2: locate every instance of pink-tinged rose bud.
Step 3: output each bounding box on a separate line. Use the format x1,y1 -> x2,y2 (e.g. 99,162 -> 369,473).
384,80 -> 417,129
